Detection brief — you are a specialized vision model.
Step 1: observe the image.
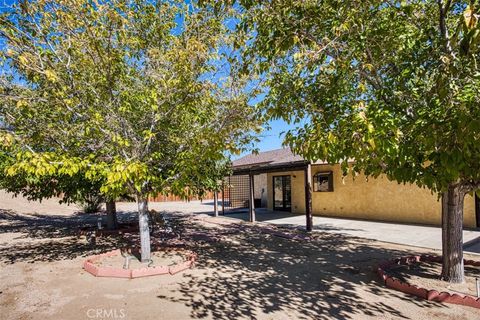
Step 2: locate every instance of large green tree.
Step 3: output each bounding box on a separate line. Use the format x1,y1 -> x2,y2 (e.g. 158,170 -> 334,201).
215,0 -> 480,283
0,0 -> 259,262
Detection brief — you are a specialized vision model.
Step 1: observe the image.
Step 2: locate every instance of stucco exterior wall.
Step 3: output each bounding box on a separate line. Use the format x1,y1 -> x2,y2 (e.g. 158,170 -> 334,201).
254,173 -> 268,207
265,164 -> 477,228
267,170 -> 305,214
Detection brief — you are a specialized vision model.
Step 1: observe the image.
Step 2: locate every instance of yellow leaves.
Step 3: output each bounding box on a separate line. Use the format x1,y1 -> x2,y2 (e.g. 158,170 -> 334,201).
150,90 -> 159,111
186,38 -> 207,55
333,22 -> 350,36
0,133 -> 14,147
357,111 -> 367,121
354,101 -> 366,110
293,52 -> 304,60
63,98 -> 74,106
367,138 -> 376,149
112,134 -> 131,147
18,54 -> 28,66
16,100 -> 28,108
147,48 -> 161,59
327,131 -> 337,143
44,69 -> 58,82
105,161 -> 149,191
464,6 -> 478,30
395,129 -> 403,140
358,82 -> 367,93
143,130 -> 155,141
7,152 -> 58,178
6,166 -> 17,177
93,112 -> 103,122
363,63 -> 374,72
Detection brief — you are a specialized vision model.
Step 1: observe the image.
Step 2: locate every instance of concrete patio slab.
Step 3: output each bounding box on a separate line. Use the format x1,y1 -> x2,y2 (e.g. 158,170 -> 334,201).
217,207 -> 480,254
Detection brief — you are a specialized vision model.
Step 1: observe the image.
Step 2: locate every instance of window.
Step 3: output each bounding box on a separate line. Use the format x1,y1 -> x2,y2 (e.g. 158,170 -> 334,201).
313,171 -> 333,192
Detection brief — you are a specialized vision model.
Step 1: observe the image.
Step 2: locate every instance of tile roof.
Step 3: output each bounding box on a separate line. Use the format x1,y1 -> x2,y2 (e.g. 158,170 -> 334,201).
232,148 -> 306,168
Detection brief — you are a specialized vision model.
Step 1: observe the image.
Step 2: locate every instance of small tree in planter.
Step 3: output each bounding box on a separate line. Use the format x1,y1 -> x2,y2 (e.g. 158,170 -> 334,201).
0,0 -> 259,262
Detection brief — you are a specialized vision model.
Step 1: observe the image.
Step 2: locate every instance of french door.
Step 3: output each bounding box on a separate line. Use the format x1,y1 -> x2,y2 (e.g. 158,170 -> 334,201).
273,175 -> 292,211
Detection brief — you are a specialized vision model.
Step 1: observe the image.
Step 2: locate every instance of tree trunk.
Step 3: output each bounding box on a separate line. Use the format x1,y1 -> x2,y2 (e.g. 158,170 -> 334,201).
137,195 -> 151,263
106,200 -> 118,230
441,183 -> 465,283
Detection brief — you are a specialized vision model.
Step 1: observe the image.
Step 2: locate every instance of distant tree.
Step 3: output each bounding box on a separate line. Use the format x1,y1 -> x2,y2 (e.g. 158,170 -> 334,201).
214,0 -> 480,283
0,0 -> 259,262
0,140 -> 118,227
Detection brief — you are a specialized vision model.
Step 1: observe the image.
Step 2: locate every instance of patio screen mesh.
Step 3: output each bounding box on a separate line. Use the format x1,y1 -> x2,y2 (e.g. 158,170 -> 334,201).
222,175 -> 250,212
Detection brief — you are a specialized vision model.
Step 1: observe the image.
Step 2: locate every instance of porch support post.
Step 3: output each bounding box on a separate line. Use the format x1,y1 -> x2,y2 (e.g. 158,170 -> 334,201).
304,163 -> 313,232
249,173 -> 256,222
213,191 -> 219,217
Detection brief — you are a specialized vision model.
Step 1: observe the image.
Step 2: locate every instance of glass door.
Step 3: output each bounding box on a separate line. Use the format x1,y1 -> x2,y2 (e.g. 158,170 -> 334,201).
273,175 -> 292,211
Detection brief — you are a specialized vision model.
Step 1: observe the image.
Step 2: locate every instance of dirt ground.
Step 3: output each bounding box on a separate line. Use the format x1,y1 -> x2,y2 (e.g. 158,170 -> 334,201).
1,191 -> 480,320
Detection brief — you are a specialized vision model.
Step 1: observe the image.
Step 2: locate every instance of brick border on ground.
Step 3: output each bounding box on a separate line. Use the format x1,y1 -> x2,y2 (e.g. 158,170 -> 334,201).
377,255 -> 480,309
83,247 -> 197,279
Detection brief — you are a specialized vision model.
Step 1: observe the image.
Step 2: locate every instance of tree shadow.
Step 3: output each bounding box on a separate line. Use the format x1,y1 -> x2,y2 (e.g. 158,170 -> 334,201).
0,209 -> 135,264
156,214 -> 450,320
0,208 -> 457,319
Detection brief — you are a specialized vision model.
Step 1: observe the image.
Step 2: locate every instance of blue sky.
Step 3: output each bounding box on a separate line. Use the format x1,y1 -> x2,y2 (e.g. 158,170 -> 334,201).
231,118 -> 296,160
255,119 -> 290,149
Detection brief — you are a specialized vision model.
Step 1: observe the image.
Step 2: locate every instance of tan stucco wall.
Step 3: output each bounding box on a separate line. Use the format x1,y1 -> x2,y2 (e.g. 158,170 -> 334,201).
267,170 -> 305,214
265,164 -> 477,228
254,173 -> 268,207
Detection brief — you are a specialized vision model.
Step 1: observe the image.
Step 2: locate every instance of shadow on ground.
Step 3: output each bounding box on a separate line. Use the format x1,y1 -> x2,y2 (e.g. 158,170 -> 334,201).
0,209 -> 137,264
155,214 -> 449,320
0,207 -> 455,319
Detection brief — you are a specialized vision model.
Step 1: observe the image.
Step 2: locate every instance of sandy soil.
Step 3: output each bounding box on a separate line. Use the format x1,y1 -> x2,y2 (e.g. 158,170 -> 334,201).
1,191 -> 480,320
96,251 -> 189,269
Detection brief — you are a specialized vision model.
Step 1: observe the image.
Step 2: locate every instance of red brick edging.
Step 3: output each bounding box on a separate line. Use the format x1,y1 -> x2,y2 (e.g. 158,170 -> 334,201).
83,247 -> 197,279
377,255 -> 480,309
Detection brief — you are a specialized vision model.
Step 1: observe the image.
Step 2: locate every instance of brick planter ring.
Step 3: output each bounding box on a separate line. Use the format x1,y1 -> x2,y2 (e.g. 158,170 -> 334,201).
377,255 -> 480,309
83,247 -> 197,279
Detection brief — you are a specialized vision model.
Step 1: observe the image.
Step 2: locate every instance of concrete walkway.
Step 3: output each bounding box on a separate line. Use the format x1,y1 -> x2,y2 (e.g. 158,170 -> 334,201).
222,208 -> 480,254
98,200 -> 480,254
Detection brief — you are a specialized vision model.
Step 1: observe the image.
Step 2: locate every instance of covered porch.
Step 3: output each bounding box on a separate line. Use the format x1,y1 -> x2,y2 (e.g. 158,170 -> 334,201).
213,148 -> 315,231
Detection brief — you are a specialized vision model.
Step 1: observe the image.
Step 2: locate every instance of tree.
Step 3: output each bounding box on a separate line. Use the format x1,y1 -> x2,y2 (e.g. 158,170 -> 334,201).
0,0 -> 259,262
0,145 -> 119,227
215,0 -> 480,283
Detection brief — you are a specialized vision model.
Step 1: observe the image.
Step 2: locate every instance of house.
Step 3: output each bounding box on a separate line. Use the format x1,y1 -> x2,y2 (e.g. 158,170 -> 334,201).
224,148 -> 479,230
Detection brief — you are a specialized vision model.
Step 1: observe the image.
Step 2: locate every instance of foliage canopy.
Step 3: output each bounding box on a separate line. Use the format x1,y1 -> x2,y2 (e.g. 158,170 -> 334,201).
0,0 -> 259,199
213,0 -> 480,195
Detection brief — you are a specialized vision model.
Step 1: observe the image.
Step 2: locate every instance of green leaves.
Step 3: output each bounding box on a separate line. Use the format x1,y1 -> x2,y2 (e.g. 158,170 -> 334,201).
226,0 -> 480,193
0,0 -> 260,200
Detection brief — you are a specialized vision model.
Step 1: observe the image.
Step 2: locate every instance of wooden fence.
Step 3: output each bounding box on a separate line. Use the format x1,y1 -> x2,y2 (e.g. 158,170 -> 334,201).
149,191 -> 217,202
